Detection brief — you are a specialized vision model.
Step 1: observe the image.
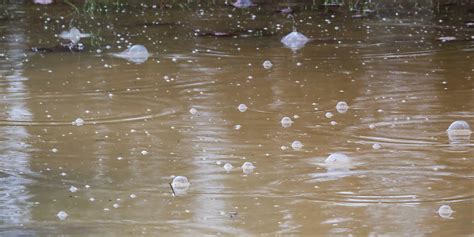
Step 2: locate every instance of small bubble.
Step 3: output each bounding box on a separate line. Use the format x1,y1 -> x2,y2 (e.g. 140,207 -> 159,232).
69,186 -> 78,193
171,176 -> 190,195
291,141 -> 303,150
262,60 -> 273,69
372,143 -> 381,150
238,104 -> 248,112
336,101 -> 349,113
223,163 -> 233,172
280,116 -> 294,128
325,112 -> 333,118
57,211 -> 68,220
72,118 -> 84,126
241,162 -> 255,174
189,107 -> 198,115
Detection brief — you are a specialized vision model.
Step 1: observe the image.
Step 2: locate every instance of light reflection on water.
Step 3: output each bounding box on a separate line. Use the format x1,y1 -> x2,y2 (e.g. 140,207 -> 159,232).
0,1 -> 473,236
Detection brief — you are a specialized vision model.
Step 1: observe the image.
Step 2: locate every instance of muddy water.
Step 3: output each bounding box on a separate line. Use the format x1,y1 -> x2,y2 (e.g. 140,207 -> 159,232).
0,1 -> 473,236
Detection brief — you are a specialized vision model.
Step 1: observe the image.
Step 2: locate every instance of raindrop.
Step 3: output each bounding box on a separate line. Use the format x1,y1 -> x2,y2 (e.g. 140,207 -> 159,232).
291,141 -> 303,150
437,205 -> 453,218
223,163 -> 233,172
262,60 -> 273,69
336,101 -> 349,113
447,120 -> 471,142
72,118 -> 84,126
57,211 -> 68,220
241,162 -> 255,174
111,45 -> 149,64
238,104 -> 248,112
281,31 -> 310,49
171,176 -> 190,195
280,116 -> 294,128
325,153 -> 352,171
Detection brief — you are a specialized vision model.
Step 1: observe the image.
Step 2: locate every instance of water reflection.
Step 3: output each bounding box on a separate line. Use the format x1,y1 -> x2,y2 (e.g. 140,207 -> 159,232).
0,4 -> 33,231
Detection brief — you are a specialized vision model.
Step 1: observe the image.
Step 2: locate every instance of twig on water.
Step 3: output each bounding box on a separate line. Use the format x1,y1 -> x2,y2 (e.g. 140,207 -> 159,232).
169,182 -> 176,197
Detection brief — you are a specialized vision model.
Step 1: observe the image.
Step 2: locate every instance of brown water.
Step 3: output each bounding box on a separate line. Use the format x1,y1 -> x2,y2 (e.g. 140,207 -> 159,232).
0,1 -> 473,236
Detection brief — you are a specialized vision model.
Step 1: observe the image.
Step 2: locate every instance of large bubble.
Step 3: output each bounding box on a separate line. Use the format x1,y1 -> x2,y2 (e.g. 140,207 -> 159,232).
324,153 -> 352,172
171,176 -> 190,195
281,31 -> 310,50
111,45 -> 149,64
437,205 -> 454,218
447,120 -> 471,142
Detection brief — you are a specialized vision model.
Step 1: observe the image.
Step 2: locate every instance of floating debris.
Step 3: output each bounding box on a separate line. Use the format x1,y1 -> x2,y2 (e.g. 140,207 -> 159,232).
170,176 -> 190,196
111,45 -> 149,64
262,60 -> 273,69
437,205 -> 454,218
280,116 -> 294,128
281,31 -> 310,49
241,162 -> 255,174
447,120 -> 471,142
291,141 -> 303,150
56,211 -> 68,220
59,27 -> 91,45
238,104 -> 248,112
336,101 -> 349,113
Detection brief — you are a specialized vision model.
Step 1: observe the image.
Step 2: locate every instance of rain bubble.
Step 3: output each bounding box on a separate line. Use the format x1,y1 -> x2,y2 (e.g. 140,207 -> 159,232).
280,116 -> 294,128
57,211 -> 68,220
291,141 -> 303,150
262,60 -> 273,69
325,112 -> 333,118
447,120 -> 471,142
238,104 -> 248,112
111,45 -> 149,64
437,205 -> 453,218
336,101 -> 349,113
281,31 -> 310,50
233,0 -> 253,8
372,143 -> 381,150
72,118 -> 84,126
189,107 -> 198,115
171,176 -> 190,195
325,153 -> 352,171
223,163 -> 233,172
241,162 -> 255,174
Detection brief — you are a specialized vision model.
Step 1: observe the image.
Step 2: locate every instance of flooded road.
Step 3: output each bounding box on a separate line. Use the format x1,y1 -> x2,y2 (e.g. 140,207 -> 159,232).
0,1 -> 473,236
